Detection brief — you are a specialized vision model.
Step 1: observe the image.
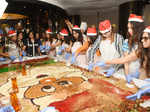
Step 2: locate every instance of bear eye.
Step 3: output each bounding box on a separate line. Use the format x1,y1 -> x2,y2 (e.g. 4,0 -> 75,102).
57,80 -> 72,87
41,85 -> 56,93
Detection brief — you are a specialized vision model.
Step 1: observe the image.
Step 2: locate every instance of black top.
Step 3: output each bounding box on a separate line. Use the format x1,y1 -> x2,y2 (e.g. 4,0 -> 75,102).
25,38 -> 40,57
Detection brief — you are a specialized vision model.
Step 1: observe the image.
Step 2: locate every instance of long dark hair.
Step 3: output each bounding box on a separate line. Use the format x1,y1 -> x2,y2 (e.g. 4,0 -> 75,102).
88,36 -> 97,45
64,36 -> 72,45
138,33 -> 150,76
45,33 -> 53,44
72,30 -> 83,45
127,21 -> 145,49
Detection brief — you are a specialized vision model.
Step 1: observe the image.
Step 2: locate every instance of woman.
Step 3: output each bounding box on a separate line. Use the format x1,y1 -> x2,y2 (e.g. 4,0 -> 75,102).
88,20 -> 124,78
7,28 -> 20,61
104,26 -> 150,78
96,14 -> 145,81
40,29 -> 52,55
17,31 -> 26,55
107,26 -> 150,100
54,28 -> 72,62
70,25 -> 87,68
122,14 -> 145,82
86,27 -> 100,66
26,31 -> 40,57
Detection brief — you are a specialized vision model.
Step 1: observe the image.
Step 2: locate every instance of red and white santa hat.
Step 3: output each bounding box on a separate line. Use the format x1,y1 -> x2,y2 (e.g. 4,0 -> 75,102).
60,28 -> 68,36
143,26 -> 150,33
87,27 -> 97,36
128,14 -> 144,22
72,25 -> 80,30
46,28 -> 52,34
8,30 -> 16,37
99,20 -> 111,34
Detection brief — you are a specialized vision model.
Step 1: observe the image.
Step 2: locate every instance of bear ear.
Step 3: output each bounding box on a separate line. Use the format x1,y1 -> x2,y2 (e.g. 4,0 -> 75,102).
40,78 -> 56,84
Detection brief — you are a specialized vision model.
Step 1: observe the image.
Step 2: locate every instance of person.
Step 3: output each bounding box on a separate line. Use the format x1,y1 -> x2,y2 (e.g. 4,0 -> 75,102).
17,31 -> 26,56
86,27 -> 100,67
88,20 -> 124,78
95,14 -> 145,82
122,14 -> 145,82
35,32 -> 42,46
0,29 -> 7,61
105,26 -> 150,100
26,31 -> 40,57
70,25 -> 87,68
54,28 -> 71,62
7,28 -> 20,61
40,29 -> 52,55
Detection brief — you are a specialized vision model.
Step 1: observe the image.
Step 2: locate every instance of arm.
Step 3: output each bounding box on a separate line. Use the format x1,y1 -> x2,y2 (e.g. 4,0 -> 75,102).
65,20 -> 73,34
0,52 -> 9,57
124,52 -> 129,75
96,49 -> 101,56
75,41 -> 89,57
106,51 -> 138,65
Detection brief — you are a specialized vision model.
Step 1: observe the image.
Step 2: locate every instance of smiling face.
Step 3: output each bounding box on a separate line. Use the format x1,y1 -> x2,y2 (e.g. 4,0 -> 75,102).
141,32 -> 150,48
29,32 -> 34,39
73,31 -> 79,39
18,32 -> 23,40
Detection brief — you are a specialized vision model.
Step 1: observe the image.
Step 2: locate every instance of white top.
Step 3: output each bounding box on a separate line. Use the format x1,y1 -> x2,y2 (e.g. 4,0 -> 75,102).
8,41 -> 20,58
125,40 -> 140,74
99,39 -> 120,61
71,42 -> 82,53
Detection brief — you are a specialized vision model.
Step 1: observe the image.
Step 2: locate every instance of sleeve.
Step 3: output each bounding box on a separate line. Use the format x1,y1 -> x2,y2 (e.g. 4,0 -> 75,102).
112,34 -> 125,71
122,39 -> 129,53
88,35 -> 101,63
117,34 -> 125,57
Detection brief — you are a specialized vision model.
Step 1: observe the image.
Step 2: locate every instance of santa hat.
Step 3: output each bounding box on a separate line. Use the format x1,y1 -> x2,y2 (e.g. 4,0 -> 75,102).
72,25 -> 80,30
60,29 -> 68,36
87,27 -> 97,36
8,28 -> 16,37
143,26 -> 150,33
99,20 -> 111,33
46,29 -> 52,34
128,14 -> 144,22
80,22 -> 87,32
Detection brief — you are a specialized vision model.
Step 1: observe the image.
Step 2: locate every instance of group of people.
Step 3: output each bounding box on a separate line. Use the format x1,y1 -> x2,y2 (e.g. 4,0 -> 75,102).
0,13 -> 150,101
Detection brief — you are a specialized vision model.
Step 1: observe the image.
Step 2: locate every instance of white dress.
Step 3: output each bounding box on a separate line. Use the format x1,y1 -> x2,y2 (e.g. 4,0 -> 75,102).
128,45 -> 140,74
71,42 -> 87,68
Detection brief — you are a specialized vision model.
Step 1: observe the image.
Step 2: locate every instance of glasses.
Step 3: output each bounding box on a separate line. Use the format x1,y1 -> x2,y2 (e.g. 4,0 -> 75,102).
102,31 -> 111,36
141,36 -> 150,41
